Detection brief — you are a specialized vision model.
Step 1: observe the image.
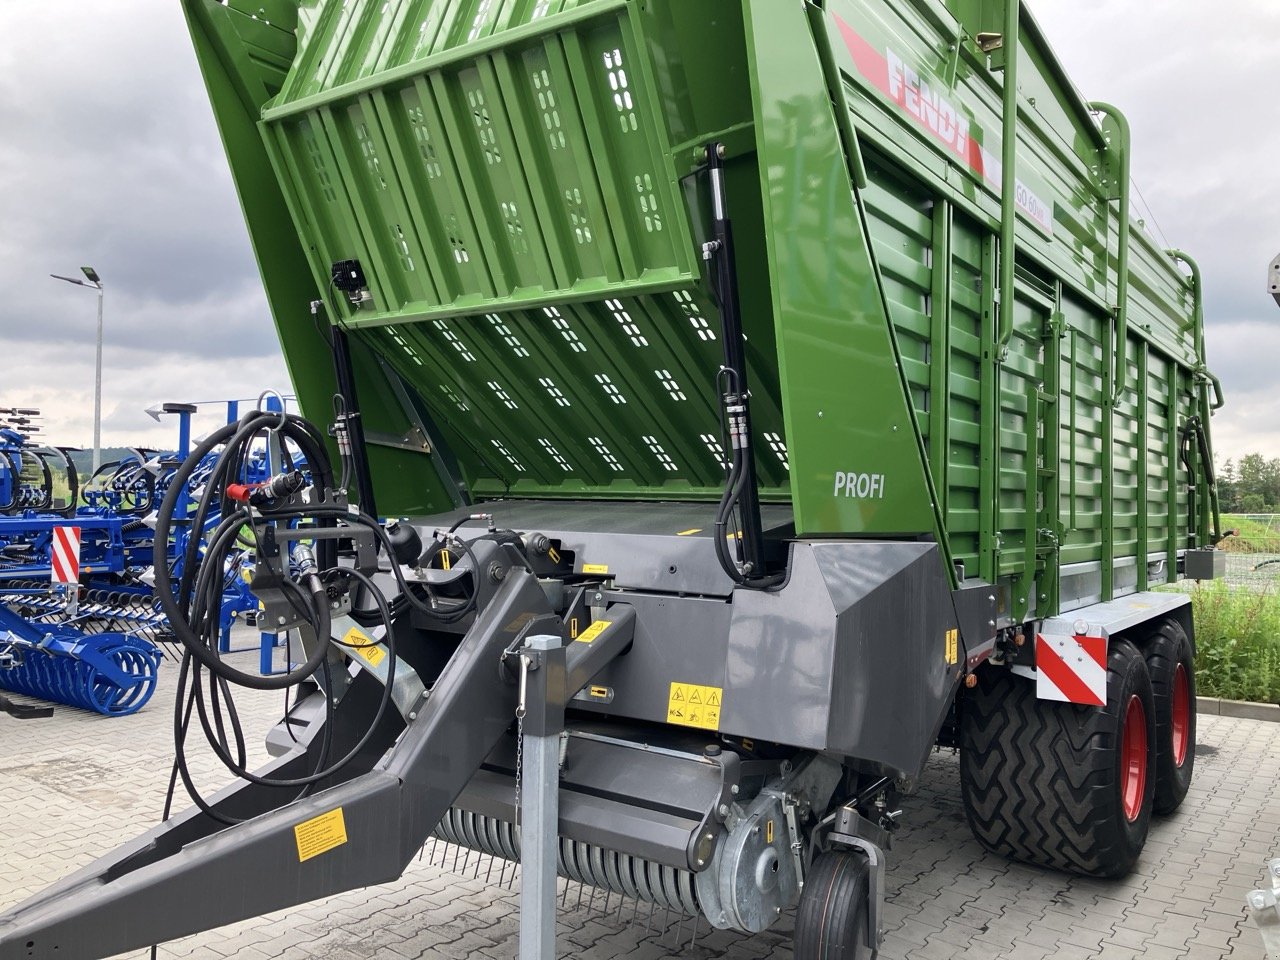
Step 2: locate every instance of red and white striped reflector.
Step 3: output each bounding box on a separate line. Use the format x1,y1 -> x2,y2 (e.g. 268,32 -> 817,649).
1036,633 -> 1107,707
50,526 -> 81,584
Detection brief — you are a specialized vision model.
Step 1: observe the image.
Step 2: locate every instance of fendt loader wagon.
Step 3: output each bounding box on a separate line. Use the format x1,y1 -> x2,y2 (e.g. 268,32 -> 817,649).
0,0 -> 1224,957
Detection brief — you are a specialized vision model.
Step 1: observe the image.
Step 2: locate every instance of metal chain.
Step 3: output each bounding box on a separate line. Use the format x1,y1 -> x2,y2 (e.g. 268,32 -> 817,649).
514,652 -> 529,820
514,713 -> 524,822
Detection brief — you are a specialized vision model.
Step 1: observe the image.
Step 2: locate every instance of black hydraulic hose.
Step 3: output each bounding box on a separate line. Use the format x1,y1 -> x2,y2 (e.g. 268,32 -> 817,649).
157,409 -> 402,823
713,429 -> 783,589
289,506 -> 482,624
183,572 -> 396,792
172,652 -> 337,826
154,413 -> 334,690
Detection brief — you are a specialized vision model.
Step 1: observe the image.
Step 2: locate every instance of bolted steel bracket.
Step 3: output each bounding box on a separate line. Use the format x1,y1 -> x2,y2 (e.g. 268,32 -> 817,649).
1248,858 -> 1280,958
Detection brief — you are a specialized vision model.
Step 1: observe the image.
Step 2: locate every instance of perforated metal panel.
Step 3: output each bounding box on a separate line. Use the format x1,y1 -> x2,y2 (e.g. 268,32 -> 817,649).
261,0 -> 786,499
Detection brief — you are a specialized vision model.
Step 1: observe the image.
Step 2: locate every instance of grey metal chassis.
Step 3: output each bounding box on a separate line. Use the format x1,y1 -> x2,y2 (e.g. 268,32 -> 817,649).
0,499 -> 978,960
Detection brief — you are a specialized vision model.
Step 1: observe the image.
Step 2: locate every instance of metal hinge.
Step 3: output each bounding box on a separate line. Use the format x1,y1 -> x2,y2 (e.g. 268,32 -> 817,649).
365,426 -> 432,454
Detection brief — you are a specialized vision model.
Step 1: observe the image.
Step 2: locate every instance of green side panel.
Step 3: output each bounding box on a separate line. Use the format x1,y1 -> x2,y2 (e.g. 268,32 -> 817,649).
1058,296 -> 1107,568
945,215 -> 987,575
816,0 -> 1216,614
182,0 -> 460,514
256,0 -> 794,504
184,0 -> 1221,614
742,0 -> 939,538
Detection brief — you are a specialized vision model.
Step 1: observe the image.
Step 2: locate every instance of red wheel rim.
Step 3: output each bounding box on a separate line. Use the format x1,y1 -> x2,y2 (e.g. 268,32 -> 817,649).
1121,694 -> 1148,822
1171,663 -> 1190,767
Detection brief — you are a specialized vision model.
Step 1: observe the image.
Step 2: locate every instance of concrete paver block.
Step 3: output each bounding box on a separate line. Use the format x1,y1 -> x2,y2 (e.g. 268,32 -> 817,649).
0,642 -> 1276,960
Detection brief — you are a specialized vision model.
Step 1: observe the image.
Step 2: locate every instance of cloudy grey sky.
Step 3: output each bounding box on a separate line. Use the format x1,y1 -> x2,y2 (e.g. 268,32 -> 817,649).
0,0 -> 1276,459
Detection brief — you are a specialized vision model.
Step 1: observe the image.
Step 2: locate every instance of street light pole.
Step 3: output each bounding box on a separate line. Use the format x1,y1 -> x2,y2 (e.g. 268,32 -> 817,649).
92,280 -> 104,474
50,266 -> 105,473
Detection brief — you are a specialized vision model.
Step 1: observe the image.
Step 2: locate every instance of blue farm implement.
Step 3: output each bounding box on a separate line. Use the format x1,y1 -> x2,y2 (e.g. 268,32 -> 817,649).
0,603 -> 160,716
0,403 -> 267,714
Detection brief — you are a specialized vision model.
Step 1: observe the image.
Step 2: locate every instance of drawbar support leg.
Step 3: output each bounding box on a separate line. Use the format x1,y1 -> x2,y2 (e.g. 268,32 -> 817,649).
518,633 -> 566,960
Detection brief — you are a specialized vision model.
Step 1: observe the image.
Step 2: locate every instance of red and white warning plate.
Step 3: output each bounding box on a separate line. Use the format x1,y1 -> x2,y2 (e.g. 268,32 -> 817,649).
1035,633 -> 1107,707
51,525 -> 81,585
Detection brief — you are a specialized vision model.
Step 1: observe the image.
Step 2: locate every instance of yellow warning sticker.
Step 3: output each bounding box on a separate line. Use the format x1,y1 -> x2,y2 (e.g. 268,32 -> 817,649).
666,682 -> 723,731
582,563 -> 610,575
575,620 -> 611,644
343,626 -> 386,668
944,628 -> 959,665
676,528 -> 702,536
294,807 -> 347,862
589,685 -> 610,699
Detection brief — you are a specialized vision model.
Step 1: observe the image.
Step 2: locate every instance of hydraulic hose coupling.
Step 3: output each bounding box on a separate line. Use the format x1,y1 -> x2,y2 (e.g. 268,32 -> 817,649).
226,469 -> 306,507
723,393 -> 749,451
293,543 -> 318,577
332,417 -> 352,458
440,513 -> 495,537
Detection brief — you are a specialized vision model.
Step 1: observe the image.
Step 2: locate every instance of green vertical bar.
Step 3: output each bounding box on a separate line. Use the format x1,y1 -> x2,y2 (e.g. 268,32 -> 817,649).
427,70 -> 511,294
315,106 -> 396,312
1166,366 -> 1179,574
1015,378 -> 1039,621
542,36 -> 623,283
1039,287 -> 1063,616
928,200 -> 952,522
1136,340 -> 1149,590
367,89 -> 451,304
259,121 -> 343,317
1197,378 -> 1215,545
1069,327 -> 1077,531
1101,315 -> 1115,601
979,234 -> 999,584
488,50 -> 570,289
559,33 -> 640,278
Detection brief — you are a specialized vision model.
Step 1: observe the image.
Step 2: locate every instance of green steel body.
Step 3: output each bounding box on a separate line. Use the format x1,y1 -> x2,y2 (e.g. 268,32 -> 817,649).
184,0 -> 1220,623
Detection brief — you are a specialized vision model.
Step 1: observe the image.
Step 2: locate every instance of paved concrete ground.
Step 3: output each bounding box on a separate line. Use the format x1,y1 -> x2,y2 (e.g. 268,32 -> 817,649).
1,640 -> 1276,960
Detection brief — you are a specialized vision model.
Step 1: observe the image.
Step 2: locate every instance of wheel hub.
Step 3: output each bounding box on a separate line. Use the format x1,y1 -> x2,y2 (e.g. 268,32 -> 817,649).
1171,662 -> 1190,767
1121,693 -> 1148,822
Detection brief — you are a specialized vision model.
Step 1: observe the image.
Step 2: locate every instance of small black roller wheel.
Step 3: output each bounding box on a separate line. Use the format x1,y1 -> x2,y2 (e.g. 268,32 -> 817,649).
1143,618 -> 1195,814
960,639 -> 1156,877
794,850 -> 876,960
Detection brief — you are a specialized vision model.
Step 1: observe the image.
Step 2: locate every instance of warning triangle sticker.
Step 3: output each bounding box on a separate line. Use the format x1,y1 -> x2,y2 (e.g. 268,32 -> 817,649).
672,688 -> 685,702
707,691 -> 720,706
690,690 -> 702,704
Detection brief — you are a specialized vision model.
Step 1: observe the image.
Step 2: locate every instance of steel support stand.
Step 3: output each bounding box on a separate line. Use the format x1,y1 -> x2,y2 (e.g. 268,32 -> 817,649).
519,633 -> 566,960
1248,858 -> 1280,958
260,393 -> 285,674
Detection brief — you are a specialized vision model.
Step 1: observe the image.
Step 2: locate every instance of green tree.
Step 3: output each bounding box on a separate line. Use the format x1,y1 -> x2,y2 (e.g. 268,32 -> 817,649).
1241,492 -> 1266,513
1236,453 -> 1280,510
1218,458 -> 1239,513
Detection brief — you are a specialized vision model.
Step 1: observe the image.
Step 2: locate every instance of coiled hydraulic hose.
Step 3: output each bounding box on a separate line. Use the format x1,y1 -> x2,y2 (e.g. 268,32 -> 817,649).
152,409 -> 401,825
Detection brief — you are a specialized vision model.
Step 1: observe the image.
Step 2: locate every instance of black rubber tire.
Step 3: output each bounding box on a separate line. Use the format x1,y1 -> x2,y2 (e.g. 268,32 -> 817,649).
794,851 -> 876,960
959,639 -> 1157,878
1143,618 -> 1196,814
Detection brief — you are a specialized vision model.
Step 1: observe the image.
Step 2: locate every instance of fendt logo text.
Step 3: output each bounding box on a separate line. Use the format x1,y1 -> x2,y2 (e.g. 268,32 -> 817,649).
886,49 -> 971,163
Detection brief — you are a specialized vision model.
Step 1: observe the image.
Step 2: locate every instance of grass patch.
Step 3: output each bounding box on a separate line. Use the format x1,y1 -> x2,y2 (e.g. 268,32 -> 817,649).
1185,580 -> 1280,703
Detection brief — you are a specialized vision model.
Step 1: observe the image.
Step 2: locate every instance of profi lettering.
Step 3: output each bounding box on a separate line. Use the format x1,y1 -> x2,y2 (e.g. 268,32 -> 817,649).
833,472 -> 886,499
